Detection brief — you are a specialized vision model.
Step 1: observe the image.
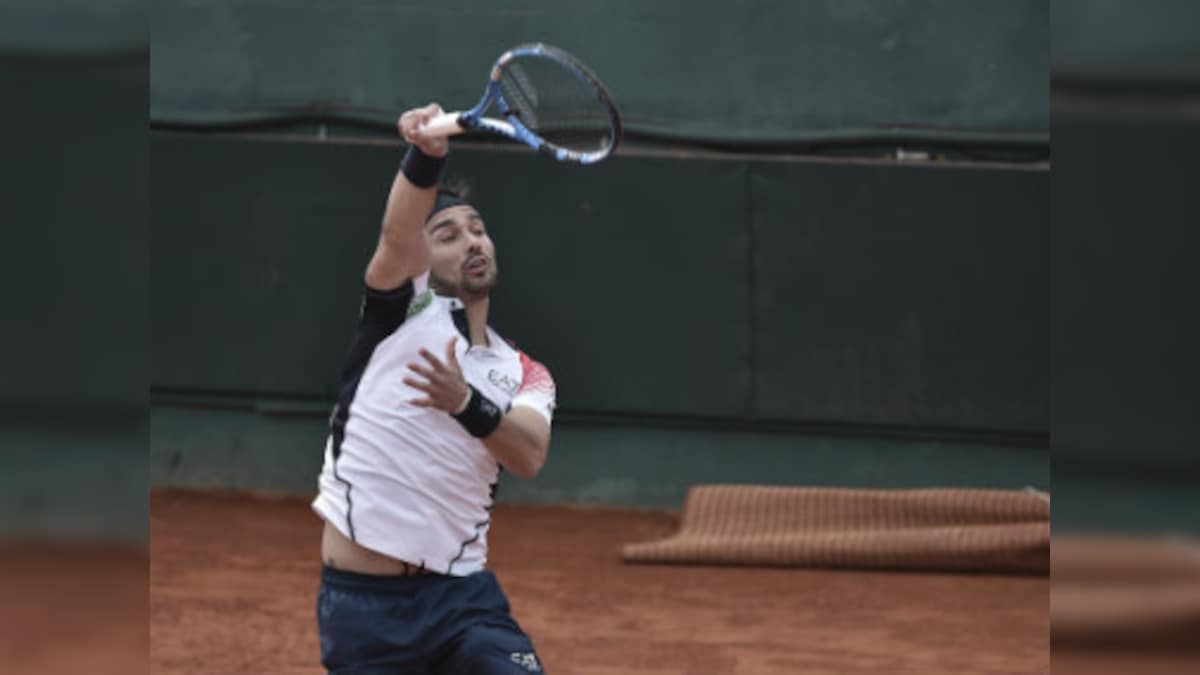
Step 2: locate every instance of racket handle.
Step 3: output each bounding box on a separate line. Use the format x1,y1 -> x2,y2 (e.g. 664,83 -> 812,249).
420,112 -> 466,138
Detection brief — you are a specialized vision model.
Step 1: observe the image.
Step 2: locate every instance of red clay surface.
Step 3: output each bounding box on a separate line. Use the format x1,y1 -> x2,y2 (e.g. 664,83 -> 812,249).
1,541 -> 148,675
151,489 -> 1048,674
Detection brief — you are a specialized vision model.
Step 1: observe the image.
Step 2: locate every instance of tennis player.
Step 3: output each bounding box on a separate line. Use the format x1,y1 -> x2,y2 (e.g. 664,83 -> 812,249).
311,102 -> 555,674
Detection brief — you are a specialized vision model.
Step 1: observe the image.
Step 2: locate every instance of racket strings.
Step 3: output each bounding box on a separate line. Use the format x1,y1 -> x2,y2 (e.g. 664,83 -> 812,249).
498,55 -> 616,155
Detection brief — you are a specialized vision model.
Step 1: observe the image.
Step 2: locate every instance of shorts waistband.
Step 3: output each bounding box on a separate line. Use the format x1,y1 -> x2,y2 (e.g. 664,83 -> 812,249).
321,564 -> 451,592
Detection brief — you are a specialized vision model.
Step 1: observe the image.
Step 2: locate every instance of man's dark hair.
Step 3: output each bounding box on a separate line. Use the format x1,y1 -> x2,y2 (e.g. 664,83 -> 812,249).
437,179 -> 472,201
427,179 -> 475,221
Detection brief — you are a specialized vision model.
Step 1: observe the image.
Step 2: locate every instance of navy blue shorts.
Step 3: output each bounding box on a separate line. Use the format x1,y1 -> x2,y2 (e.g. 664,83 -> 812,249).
317,565 -> 545,674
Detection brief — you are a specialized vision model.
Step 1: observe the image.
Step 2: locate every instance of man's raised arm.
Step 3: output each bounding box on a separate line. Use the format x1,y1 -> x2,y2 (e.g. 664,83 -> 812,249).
365,102 -> 450,290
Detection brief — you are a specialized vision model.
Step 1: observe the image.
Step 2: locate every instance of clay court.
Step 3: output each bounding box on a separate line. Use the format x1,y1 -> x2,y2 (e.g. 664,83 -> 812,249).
150,490 -> 1048,674
2,542 -> 147,675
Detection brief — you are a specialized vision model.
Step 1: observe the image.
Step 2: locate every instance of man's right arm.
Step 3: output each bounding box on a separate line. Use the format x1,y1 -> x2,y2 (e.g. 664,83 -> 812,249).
365,103 -> 450,291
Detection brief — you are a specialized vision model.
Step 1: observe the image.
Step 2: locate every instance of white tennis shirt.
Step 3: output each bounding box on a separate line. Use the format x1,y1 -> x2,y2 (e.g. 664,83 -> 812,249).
312,272 -> 556,575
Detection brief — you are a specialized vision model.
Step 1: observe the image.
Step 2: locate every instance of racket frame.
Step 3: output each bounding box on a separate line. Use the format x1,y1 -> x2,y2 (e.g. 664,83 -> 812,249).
421,43 -> 621,164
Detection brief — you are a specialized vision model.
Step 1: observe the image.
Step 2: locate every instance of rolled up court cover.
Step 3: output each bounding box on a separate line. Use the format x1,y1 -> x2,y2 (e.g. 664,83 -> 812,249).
1052,535 -> 1200,649
623,485 -> 1050,574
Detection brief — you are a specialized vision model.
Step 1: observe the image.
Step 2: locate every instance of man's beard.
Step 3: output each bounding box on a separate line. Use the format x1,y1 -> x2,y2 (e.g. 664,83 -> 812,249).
431,265 -> 498,299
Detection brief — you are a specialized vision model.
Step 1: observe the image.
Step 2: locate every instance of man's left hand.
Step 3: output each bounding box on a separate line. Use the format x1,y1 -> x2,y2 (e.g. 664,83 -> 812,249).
404,338 -> 472,413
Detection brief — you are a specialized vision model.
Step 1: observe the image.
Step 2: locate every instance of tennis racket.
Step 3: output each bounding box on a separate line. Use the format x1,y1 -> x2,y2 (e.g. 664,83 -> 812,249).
419,43 -> 621,164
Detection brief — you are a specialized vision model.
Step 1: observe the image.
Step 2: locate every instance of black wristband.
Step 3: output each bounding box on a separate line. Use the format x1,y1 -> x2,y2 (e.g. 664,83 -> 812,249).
400,145 -> 446,188
452,385 -> 503,438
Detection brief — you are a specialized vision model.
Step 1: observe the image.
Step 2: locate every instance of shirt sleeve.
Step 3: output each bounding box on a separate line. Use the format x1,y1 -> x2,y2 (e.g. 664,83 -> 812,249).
360,271 -> 430,327
511,351 -> 557,425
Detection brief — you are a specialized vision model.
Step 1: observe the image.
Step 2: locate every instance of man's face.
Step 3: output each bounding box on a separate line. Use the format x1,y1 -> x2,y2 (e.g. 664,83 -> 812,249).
425,205 -> 498,299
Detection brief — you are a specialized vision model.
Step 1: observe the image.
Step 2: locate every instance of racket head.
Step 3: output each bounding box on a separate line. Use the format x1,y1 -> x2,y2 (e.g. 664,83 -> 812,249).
463,43 -> 622,164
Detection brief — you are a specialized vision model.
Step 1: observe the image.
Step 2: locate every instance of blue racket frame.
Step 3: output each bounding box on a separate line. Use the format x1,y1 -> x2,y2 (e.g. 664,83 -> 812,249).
454,43 -> 621,165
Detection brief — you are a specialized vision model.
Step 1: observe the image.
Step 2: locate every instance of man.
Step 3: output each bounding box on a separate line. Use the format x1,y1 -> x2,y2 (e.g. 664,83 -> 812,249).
311,102 -> 556,674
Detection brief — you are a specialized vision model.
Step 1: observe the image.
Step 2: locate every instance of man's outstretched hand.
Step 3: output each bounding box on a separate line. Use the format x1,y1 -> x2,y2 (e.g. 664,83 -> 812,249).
404,337 -> 471,414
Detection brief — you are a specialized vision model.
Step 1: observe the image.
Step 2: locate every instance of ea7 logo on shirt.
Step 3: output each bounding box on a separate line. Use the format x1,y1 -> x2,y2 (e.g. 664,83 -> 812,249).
488,369 -> 520,394
509,652 -> 542,672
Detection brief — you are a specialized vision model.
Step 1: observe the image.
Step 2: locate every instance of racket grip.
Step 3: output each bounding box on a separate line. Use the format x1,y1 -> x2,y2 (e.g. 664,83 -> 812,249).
420,112 -> 466,138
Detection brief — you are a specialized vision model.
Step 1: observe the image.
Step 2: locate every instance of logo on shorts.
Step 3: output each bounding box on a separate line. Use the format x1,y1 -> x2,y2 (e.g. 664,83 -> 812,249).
510,652 -> 542,672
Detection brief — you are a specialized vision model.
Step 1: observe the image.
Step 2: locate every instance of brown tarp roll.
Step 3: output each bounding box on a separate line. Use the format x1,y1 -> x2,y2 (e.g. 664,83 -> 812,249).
622,485 -> 1050,574
1052,535 -> 1200,649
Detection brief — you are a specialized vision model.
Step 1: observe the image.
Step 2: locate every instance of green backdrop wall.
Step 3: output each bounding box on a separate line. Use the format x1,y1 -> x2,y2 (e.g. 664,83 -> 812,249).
0,49 -> 146,542
152,133 -> 1048,435
151,0 -> 1048,145
143,0 -> 1052,506
149,131 -> 1049,505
